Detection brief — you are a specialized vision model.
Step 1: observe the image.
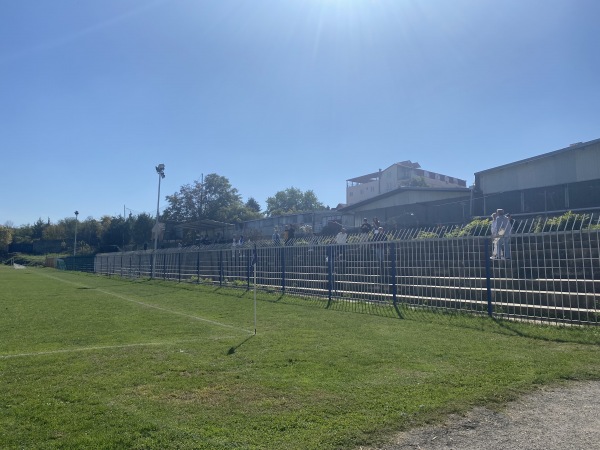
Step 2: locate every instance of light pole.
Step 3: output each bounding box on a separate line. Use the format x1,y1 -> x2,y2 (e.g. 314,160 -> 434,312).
73,210 -> 79,256
152,164 -> 165,278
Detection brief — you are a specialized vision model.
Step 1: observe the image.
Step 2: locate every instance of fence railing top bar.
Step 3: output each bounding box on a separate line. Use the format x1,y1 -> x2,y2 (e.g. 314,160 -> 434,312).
93,211 -> 600,256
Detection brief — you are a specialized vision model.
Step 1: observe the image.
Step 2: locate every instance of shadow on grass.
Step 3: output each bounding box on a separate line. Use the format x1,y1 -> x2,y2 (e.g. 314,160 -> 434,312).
226,334 -> 254,355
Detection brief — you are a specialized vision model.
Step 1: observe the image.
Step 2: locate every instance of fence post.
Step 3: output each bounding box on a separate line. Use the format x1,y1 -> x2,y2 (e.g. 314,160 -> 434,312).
485,238 -> 493,317
327,245 -> 333,301
247,248 -> 251,290
281,247 -> 286,294
163,253 -> 167,280
178,252 -> 182,282
390,242 -> 397,306
196,251 -> 201,284
219,250 -> 223,286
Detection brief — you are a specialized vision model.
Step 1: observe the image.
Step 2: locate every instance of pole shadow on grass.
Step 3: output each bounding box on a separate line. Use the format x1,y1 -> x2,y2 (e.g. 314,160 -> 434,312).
226,334 -> 254,355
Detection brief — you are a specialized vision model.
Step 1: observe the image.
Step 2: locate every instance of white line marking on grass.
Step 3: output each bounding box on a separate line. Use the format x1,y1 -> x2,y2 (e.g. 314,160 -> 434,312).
0,337 -> 240,359
33,271 -> 254,335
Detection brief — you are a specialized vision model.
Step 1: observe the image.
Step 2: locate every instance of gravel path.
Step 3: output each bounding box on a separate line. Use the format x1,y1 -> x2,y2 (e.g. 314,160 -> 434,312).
362,381 -> 600,450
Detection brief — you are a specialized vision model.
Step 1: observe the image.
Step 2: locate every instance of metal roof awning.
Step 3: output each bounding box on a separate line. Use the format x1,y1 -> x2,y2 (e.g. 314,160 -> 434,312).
347,172 -> 381,184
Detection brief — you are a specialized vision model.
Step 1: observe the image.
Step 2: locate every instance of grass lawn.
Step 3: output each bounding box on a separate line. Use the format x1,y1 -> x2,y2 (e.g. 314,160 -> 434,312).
1,265 -> 600,449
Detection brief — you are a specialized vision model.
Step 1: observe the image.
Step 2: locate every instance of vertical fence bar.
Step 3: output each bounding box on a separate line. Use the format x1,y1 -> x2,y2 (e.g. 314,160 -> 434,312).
178,252 -> 182,282
247,248 -> 251,290
196,251 -> 200,284
485,238 -> 493,317
327,245 -> 333,302
281,247 -> 286,294
390,242 -> 397,306
219,250 -> 223,286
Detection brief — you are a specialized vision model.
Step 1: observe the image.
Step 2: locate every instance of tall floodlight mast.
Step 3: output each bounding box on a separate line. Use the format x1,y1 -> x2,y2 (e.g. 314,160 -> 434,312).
151,164 -> 165,278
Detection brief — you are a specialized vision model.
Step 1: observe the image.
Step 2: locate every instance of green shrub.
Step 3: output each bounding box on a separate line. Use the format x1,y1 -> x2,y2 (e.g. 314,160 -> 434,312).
444,218 -> 491,238
414,231 -> 438,240
533,211 -> 591,232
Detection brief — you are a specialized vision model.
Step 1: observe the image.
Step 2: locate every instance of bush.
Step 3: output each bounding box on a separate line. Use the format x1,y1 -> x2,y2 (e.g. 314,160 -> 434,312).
444,218 -> 491,238
414,231 -> 438,240
533,211 -> 591,232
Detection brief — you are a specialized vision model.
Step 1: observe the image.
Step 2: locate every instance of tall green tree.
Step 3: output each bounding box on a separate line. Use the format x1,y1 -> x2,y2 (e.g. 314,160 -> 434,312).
0,225 -> 12,253
245,197 -> 262,214
265,187 -> 327,217
100,216 -> 131,248
78,217 -> 102,247
163,173 -> 261,223
42,221 -> 68,240
31,218 -> 47,240
132,213 -> 154,246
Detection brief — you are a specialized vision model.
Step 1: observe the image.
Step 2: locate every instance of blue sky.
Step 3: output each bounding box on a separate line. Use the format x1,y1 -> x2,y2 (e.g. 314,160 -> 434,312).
2,0 -> 599,226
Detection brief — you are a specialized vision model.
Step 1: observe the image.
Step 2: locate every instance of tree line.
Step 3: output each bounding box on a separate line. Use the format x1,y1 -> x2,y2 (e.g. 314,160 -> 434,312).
1,173 -> 328,254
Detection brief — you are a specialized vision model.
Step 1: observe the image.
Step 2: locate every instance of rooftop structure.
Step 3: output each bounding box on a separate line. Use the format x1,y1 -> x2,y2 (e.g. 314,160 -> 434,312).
346,160 -> 467,205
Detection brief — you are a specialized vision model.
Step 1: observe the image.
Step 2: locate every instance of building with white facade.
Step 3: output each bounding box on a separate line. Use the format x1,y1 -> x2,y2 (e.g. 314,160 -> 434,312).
346,161 -> 467,206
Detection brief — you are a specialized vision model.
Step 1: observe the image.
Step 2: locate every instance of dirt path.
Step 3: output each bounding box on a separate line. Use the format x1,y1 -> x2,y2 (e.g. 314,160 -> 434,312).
362,381 -> 600,450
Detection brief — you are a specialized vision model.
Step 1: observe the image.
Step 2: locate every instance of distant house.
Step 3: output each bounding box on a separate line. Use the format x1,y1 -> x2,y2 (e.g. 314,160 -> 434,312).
346,161 -> 467,206
472,138 -> 600,216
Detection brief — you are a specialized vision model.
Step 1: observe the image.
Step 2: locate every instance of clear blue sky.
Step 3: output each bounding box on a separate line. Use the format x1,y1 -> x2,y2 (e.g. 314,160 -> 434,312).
2,0 -> 599,226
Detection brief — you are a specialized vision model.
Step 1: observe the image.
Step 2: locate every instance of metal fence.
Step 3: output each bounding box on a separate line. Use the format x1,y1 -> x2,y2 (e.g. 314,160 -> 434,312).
91,214 -> 600,326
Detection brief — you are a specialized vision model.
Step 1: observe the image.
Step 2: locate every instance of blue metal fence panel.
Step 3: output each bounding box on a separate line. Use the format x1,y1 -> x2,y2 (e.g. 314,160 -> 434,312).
91,224 -> 600,326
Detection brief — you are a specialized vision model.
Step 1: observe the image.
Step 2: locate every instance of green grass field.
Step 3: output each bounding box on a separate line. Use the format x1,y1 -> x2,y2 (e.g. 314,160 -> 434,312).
1,265 -> 600,449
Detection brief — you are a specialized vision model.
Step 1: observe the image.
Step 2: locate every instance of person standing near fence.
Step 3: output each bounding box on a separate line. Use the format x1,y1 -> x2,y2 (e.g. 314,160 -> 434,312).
373,227 -> 387,262
360,218 -> 372,242
272,228 -> 281,245
490,212 -> 498,258
286,224 -> 295,245
491,209 -> 512,260
335,228 -> 347,260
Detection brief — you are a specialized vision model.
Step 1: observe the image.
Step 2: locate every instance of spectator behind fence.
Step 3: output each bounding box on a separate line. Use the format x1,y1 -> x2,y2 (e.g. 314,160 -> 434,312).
272,228 -> 280,245
373,226 -> 387,262
491,209 -> 512,260
335,228 -> 347,260
360,218 -> 372,241
285,224 -> 295,245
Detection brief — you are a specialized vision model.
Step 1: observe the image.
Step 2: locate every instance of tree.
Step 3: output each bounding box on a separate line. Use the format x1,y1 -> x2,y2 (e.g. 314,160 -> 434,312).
245,197 -> 262,214
132,213 -> 154,246
31,218 -> 47,240
42,221 -> 68,240
13,224 -> 33,244
100,216 -> 131,248
265,187 -> 326,217
78,217 -> 102,248
163,173 -> 260,223
0,225 -> 12,253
